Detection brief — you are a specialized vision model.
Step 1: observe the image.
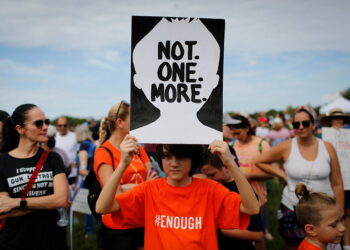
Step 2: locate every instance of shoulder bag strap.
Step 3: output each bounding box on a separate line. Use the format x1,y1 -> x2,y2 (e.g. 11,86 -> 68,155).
258,139 -> 263,153
20,150 -> 49,200
100,146 -> 115,167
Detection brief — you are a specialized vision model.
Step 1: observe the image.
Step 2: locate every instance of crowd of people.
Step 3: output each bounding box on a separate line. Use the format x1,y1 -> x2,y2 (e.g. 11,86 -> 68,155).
0,103 -> 349,250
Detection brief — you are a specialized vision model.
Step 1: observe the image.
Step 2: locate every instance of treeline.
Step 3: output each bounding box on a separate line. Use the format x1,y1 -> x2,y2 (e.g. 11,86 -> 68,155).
53,88 -> 350,125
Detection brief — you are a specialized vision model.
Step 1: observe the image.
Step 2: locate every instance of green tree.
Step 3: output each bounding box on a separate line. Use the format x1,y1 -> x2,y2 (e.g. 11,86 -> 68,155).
341,87 -> 350,100
265,109 -> 279,117
52,116 -> 88,128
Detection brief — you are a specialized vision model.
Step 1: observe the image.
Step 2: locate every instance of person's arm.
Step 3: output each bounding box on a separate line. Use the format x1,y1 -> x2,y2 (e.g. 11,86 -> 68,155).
325,141 -> 344,210
247,140 -> 273,181
0,173 -> 69,214
220,229 -> 263,241
255,141 -> 289,183
245,172 -> 272,181
96,135 -> 138,214
209,140 -> 259,215
0,194 -> 33,219
78,150 -> 89,176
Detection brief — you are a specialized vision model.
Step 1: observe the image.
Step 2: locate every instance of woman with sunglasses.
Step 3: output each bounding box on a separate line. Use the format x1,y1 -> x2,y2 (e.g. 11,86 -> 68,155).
0,104 -> 70,249
94,101 -> 157,250
256,106 -> 344,250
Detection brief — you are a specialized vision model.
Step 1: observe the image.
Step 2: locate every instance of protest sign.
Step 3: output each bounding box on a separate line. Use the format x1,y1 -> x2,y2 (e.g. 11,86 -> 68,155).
322,128 -> 350,190
130,16 -> 224,144
71,188 -> 91,215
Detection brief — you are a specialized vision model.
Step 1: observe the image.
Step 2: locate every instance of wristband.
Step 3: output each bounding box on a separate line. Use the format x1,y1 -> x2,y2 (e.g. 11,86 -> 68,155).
80,165 -> 88,170
20,198 -> 27,208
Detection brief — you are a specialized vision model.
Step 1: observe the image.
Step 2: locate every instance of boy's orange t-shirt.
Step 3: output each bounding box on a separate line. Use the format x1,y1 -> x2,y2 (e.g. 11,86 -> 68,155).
234,136 -> 270,206
93,140 -> 150,229
116,178 -> 250,250
298,239 -> 322,250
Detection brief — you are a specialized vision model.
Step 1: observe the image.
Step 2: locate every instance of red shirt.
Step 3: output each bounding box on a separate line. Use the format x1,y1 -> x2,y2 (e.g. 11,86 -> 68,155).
116,178 -> 250,250
298,239 -> 322,250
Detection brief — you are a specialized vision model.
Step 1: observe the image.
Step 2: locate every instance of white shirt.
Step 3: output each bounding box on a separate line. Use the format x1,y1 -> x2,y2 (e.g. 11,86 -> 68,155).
55,131 -> 78,167
281,137 -> 333,210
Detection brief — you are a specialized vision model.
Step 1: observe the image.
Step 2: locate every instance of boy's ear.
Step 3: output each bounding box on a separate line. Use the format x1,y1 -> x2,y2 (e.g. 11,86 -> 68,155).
304,224 -> 317,237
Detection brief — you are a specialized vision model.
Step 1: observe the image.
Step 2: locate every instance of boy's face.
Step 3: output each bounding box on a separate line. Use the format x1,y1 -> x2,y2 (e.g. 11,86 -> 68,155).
162,149 -> 192,186
201,164 -> 231,183
314,206 -> 345,244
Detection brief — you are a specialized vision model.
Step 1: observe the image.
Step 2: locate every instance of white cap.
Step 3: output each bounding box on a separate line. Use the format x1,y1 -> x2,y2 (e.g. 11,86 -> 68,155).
223,113 -> 241,125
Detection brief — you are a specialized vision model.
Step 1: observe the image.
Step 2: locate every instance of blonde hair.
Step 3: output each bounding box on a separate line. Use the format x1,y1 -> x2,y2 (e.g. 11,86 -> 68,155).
295,183 -> 336,227
272,122 -> 283,131
75,125 -> 93,142
99,101 -> 130,144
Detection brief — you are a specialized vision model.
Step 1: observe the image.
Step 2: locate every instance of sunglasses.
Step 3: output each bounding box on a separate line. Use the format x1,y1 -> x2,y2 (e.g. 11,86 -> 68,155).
25,119 -> 50,128
292,120 -> 312,129
116,100 -> 129,119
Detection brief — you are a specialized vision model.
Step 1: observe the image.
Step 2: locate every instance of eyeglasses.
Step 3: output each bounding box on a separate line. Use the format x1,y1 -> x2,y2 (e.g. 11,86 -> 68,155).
57,124 -> 67,128
25,119 -> 50,129
292,120 -> 312,129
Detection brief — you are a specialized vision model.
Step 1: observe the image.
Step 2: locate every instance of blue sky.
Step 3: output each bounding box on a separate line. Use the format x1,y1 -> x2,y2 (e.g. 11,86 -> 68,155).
1,0 -> 349,119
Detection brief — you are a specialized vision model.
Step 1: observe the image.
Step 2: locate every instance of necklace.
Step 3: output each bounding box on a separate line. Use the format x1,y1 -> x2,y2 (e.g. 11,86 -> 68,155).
305,160 -> 315,188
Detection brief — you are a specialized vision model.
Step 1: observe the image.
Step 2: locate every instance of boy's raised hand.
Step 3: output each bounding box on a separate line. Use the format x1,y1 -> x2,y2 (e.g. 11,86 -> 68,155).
120,135 -> 139,168
208,140 -> 236,168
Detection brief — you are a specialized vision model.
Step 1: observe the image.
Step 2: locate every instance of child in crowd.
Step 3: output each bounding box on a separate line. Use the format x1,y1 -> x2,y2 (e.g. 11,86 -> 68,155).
200,147 -> 263,250
295,183 -> 345,250
96,136 -> 259,250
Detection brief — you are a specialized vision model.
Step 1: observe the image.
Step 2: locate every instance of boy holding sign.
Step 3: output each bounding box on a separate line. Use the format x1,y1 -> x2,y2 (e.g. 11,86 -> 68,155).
96,135 -> 259,249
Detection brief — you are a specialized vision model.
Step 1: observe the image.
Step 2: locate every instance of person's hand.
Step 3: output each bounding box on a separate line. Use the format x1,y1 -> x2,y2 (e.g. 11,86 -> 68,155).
120,135 -> 139,168
0,195 -> 16,214
209,140 -> 235,167
79,169 -> 88,176
281,172 -> 288,184
147,168 -> 159,180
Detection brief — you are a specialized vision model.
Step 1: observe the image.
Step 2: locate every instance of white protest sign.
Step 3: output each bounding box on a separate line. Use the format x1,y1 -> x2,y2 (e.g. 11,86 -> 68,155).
71,188 -> 91,215
322,128 -> 350,190
130,16 -> 224,144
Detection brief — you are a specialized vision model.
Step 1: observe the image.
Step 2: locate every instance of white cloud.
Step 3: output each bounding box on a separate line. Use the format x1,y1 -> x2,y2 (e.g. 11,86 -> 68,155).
1,84 -> 126,119
85,49 -> 125,69
86,58 -> 114,69
0,0 -> 349,55
322,92 -> 341,103
1,0 -> 349,116
0,59 -> 55,75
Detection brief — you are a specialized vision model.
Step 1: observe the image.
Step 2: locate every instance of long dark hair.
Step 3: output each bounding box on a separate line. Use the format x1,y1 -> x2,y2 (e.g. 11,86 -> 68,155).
1,104 -> 37,152
230,115 -> 255,136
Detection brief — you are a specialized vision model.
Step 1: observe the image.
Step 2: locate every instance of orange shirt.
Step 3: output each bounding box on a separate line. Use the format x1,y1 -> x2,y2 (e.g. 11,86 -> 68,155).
116,178 -> 250,250
234,136 -> 270,206
93,140 -> 150,229
298,239 -> 322,250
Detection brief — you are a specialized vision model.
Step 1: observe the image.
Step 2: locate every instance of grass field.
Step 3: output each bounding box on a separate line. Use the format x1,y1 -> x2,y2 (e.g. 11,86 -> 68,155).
265,178 -> 285,250
70,180 -> 286,250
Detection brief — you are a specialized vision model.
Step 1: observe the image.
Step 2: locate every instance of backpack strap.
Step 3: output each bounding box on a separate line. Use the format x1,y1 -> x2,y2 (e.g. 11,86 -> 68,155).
100,146 -> 115,167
